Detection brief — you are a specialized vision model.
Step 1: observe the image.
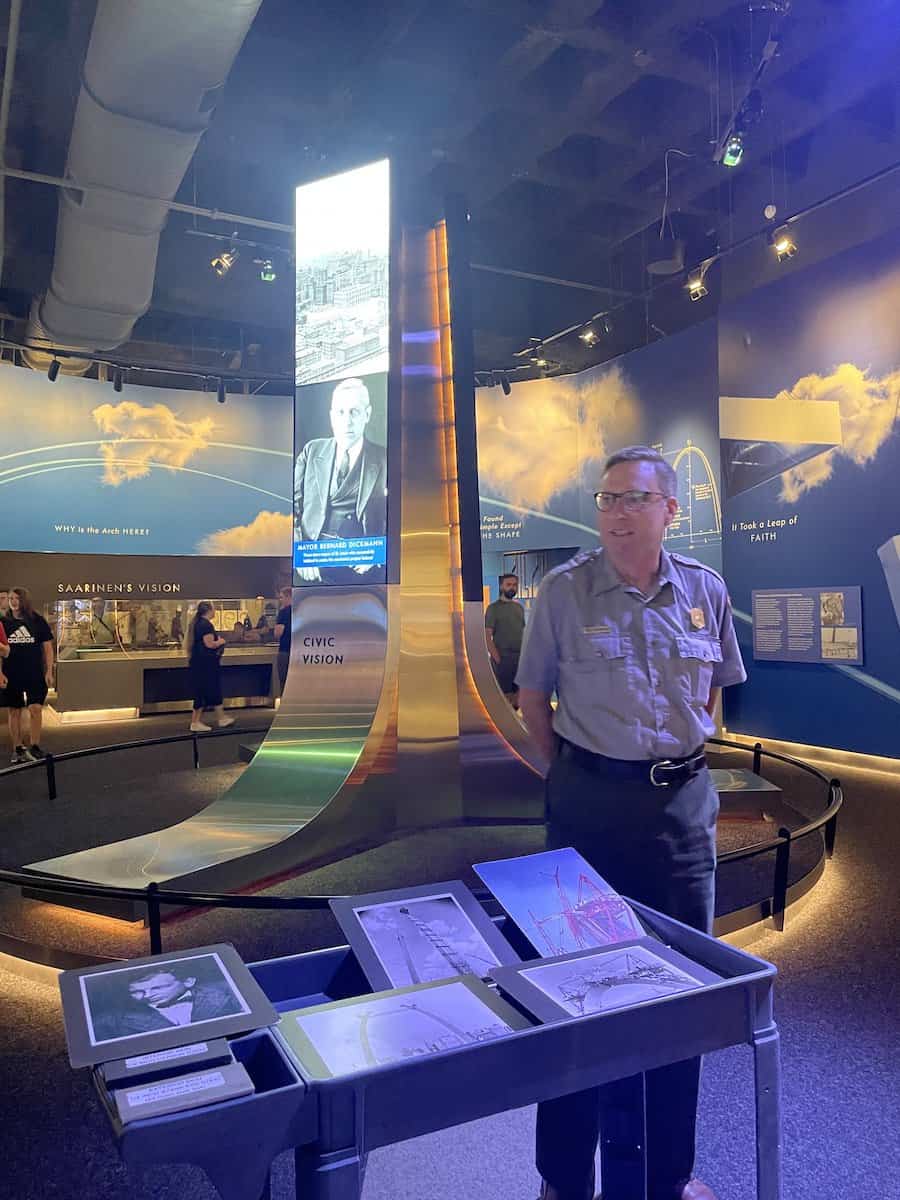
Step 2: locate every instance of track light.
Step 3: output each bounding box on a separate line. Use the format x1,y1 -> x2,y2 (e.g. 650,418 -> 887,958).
113,367 -> 123,392
770,226 -> 797,261
722,133 -> 744,168
500,372 -> 511,396
579,326 -> 599,346
211,249 -> 239,277
531,354 -> 559,373
255,258 -> 277,283
687,271 -> 708,302
217,378 -> 226,404
47,359 -> 61,382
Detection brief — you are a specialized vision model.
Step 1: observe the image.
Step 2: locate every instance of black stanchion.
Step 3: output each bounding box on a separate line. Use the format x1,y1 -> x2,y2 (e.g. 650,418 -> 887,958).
45,753 -> 57,801
753,741 -> 763,776
146,882 -> 163,954
825,780 -> 841,857
772,827 -> 792,932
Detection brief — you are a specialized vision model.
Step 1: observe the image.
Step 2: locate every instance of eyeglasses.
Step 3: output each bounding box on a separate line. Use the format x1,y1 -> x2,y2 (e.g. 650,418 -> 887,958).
593,489 -> 669,513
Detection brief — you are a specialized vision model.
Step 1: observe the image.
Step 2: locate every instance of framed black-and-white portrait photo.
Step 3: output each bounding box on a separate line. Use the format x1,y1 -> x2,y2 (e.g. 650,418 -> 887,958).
279,975 -> 531,1080
329,881 -> 519,991
59,944 -> 278,1068
489,938 -> 722,1025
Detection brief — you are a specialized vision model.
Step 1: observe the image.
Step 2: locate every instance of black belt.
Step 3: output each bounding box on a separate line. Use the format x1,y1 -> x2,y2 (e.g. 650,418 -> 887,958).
558,738 -> 707,788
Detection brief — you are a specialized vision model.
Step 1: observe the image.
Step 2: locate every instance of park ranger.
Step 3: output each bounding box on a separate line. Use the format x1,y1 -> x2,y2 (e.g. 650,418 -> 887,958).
517,445 -> 746,1200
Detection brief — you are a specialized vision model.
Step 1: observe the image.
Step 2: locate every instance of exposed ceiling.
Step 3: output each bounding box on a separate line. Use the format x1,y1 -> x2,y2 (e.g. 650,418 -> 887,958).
1,0 -> 900,388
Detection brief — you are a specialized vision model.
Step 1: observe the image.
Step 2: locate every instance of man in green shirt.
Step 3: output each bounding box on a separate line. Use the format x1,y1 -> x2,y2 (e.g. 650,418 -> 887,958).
485,573 -> 526,703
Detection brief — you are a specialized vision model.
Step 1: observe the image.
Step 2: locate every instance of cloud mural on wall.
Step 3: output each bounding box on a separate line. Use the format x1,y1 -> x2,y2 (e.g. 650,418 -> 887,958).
92,400 -> 216,485
778,362 -> 900,502
196,510 -> 293,556
476,363 -> 638,510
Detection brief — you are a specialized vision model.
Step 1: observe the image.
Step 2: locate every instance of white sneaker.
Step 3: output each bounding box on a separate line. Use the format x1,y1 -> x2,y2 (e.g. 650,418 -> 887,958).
217,715 -> 235,728
190,721 -> 211,732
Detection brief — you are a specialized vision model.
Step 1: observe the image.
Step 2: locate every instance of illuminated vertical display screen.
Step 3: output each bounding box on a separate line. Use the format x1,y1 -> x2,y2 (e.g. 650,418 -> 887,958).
293,159 -> 390,585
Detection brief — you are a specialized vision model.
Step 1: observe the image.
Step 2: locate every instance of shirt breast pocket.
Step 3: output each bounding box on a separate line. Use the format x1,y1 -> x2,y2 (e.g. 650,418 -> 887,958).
566,633 -> 630,670
675,635 -> 723,706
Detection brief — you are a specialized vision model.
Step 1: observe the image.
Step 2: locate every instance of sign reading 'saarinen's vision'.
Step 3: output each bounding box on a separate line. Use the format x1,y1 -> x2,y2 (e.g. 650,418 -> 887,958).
56,582 -> 183,595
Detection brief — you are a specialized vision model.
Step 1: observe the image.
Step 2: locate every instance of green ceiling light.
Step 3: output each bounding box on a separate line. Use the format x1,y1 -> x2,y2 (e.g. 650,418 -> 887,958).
722,133 -> 744,168
256,258 -> 277,282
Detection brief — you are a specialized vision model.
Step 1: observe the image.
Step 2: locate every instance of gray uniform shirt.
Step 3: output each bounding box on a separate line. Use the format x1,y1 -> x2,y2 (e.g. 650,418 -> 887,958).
516,548 -> 746,761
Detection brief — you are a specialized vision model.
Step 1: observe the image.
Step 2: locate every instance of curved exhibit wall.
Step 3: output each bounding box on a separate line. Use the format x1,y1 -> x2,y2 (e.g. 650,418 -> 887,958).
0,364 -> 292,558
476,318 -> 723,605
719,225 -> 900,759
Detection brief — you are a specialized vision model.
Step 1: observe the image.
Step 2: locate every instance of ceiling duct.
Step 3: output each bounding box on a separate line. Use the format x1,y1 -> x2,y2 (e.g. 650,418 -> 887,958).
23,0 -> 263,361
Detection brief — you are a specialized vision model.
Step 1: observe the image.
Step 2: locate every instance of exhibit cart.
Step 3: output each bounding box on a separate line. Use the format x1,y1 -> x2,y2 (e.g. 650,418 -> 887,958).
65,892 -> 782,1200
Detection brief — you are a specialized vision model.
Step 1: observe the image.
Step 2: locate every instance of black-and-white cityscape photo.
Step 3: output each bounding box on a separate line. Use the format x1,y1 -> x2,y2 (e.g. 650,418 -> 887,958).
354,894 -> 502,987
291,980 -> 515,1076
295,158 -> 389,386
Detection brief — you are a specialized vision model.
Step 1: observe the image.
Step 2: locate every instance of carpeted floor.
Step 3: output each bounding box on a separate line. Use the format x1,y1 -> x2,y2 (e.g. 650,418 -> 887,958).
0,734 -> 897,1199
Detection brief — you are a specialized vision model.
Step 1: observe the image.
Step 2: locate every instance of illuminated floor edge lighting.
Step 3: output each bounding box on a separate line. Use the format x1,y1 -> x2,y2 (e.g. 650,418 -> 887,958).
721,729 -> 899,776
47,706 -> 140,725
720,863 -> 826,950
0,950 -> 61,986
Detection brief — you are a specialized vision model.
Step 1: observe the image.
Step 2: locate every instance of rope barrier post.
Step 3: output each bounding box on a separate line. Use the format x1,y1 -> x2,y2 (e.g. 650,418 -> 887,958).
147,882 -> 163,955
192,733 -> 200,770
772,827 -> 792,933
45,753 -> 57,801
752,741 -> 763,776
825,780 -> 840,858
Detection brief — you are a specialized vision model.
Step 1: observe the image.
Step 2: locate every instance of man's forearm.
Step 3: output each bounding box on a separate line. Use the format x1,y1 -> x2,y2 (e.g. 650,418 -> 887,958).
485,628 -> 500,663
518,687 -> 557,768
43,643 -> 54,677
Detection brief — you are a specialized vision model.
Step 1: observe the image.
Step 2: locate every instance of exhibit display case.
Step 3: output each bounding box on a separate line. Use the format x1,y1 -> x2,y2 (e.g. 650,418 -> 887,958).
45,597 -> 280,718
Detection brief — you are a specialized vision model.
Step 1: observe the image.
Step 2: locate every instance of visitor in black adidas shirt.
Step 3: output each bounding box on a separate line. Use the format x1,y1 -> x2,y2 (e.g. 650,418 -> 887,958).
0,621 -> 8,690
1,587 -> 54,765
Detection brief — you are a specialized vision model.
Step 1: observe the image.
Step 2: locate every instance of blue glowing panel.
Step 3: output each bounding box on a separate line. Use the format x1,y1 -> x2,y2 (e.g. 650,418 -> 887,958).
293,160 -> 390,586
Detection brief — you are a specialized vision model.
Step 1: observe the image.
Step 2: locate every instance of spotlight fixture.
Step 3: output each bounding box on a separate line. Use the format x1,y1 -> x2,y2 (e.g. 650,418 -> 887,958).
113,367 -> 123,392
531,354 -> 559,373
217,378 -> 226,404
687,271 -> 708,302
500,372 -> 511,397
579,326 -> 599,346
255,258 -> 277,283
211,248 -> 239,278
47,358 -> 61,382
722,132 -> 744,168
770,226 -> 797,261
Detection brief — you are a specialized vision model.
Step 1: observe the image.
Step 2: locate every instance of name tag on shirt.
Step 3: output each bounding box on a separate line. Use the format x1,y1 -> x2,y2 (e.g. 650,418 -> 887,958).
582,625 -> 613,635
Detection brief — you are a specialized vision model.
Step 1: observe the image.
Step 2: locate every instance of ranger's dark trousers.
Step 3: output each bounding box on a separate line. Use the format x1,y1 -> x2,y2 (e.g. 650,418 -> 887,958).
535,746 -> 718,1200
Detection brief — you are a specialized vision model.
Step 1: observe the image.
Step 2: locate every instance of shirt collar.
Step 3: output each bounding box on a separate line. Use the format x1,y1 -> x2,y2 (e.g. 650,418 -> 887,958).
335,437 -> 365,469
591,546 -> 685,600
152,989 -> 192,1009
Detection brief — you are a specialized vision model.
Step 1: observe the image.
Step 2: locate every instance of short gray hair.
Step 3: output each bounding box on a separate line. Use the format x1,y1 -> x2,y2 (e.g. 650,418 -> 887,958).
602,445 -> 677,498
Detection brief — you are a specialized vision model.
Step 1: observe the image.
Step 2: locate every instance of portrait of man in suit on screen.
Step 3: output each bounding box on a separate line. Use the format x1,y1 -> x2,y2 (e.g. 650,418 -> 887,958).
294,376 -> 388,583
90,961 -> 244,1042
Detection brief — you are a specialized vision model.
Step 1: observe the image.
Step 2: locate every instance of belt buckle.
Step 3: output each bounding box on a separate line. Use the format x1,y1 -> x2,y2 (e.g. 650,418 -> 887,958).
650,759 -> 675,788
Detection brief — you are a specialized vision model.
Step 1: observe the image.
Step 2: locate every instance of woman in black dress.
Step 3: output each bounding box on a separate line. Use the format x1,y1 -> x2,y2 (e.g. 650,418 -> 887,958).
185,601 -> 234,732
